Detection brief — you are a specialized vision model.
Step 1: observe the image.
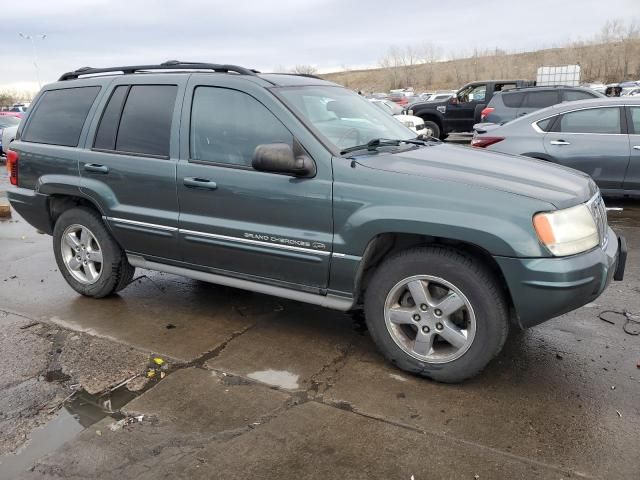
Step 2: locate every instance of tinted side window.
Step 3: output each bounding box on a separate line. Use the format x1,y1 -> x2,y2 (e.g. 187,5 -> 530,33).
629,107 -> 640,135
559,108 -> 621,134
94,86 -> 128,150
501,92 -> 525,108
116,85 -> 177,157
563,90 -> 597,102
22,87 -> 100,147
522,91 -> 559,108
190,87 -> 293,167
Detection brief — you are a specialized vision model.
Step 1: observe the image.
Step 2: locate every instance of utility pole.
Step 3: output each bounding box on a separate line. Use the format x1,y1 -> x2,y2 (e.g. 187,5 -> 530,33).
18,33 -> 47,88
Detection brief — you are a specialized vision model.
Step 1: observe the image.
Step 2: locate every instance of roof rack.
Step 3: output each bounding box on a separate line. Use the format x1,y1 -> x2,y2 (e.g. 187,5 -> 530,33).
505,84 -> 583,92
58,60 -> 259,81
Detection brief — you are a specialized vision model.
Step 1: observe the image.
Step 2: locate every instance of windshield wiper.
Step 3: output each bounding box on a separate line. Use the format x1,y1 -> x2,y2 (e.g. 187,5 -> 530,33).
340,138 -> 428,155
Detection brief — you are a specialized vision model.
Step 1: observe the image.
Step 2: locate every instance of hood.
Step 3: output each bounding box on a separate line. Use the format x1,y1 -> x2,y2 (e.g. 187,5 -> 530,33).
355,143 -> 597,209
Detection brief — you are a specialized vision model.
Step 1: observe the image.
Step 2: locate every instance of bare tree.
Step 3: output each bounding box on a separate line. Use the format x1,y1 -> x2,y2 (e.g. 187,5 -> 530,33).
292,64 -> 318,75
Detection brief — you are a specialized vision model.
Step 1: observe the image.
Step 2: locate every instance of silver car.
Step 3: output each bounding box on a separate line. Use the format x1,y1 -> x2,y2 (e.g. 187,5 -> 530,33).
471,97 -> 640,197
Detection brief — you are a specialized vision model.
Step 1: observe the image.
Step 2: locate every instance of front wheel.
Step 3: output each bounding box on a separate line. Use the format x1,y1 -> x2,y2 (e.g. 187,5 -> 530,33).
422,120 -> 441,140
364,247 -> 508,383
53,207 -> 135,298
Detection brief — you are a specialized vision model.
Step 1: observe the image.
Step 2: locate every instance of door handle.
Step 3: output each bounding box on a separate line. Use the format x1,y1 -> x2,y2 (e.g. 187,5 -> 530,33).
84,163 -> 109,174
183,177 -> 217,190
633,145 -> 640,150
550,140 -> 571,146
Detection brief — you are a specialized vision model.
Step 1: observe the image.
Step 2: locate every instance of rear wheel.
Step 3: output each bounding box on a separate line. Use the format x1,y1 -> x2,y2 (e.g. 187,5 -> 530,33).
53,207 -> 134,298
364,247 -> 508,383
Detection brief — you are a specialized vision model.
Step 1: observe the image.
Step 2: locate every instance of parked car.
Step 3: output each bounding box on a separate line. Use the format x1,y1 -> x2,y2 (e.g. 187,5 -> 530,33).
369,99 -> 427,134
9,104 -> 29,113
388,92 -> 410,106
0,111 -> 23,119
407,79 -> 534,139
480,86 -> 604,124
471,97 -> 640,197
0,116 -> 20,155
7,61 -> 625,383
1,124 -> 19,156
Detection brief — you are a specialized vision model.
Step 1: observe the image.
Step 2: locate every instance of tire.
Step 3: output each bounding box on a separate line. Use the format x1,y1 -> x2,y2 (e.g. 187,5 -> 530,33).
364,247 -> 508,383
53,207 -> 135,298
423,120 -> 441,140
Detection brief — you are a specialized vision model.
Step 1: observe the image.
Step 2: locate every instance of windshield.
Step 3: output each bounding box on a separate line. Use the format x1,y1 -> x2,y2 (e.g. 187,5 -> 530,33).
278,86 -> 415,152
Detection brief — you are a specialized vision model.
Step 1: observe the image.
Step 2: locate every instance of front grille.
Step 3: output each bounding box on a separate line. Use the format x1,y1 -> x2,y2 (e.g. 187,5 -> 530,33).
588,194 -> 608,249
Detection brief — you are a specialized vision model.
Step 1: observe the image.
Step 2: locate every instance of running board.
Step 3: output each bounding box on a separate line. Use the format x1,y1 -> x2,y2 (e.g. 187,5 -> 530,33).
127,255 -> 354,311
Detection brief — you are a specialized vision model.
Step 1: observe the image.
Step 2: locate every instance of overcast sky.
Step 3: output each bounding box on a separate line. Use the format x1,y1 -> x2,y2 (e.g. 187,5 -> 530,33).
1,0 -> 638,92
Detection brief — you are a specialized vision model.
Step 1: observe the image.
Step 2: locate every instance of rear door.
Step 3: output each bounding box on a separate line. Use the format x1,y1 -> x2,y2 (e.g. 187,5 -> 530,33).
176,76 -> 333,289
516,90 -> 560,118
624,106 -> 640,192
79,77 -> 186,260
544,106 -> 629,191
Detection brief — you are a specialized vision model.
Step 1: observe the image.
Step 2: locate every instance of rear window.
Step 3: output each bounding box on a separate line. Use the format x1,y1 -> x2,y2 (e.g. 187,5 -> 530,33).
22,87 -> 100,147
522,91 -> 559,108
501,92 -> 525,108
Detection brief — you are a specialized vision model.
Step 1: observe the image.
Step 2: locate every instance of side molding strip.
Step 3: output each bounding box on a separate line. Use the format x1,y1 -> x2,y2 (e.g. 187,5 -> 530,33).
127,255 -> 354,311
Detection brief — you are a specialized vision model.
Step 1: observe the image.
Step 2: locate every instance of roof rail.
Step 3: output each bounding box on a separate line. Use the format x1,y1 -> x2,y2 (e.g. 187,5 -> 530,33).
58,60 -> 259,81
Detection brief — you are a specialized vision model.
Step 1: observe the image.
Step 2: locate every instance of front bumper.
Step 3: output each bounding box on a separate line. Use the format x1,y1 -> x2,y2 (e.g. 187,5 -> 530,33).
495,227 -> 626,329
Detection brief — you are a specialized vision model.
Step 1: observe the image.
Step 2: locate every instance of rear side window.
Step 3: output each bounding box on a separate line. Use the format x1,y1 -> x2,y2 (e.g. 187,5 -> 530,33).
563,90 -> 596,102
23,87 -> 100,147
536,116 -> 556,132
559,107 -> 621,134
190,87 -> 293,167
522,91 -> 559,109
94,85 -> 177,157
501,92 -> 525,108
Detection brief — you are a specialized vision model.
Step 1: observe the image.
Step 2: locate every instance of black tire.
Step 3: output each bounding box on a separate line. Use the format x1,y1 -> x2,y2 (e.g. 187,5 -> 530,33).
423,120 -> 441,140
53,207 -> 135,298
364,247 -> 508,383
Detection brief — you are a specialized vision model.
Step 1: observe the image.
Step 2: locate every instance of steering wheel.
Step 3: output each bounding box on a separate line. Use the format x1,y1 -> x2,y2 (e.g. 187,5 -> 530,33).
336,128 -> 362,148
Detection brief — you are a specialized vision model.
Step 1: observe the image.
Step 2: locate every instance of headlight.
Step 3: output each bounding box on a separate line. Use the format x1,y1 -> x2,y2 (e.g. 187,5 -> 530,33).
533,204 -> 599,256
404,121 -> 415,128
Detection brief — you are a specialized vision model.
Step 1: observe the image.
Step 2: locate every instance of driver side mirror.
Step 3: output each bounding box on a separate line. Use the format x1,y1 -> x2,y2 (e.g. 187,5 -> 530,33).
252,143 -> 316,178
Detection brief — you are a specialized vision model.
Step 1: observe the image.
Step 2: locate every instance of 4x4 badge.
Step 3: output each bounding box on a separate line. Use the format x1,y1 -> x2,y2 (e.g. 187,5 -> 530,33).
437,106 -> 446,114
312,242 -> 326,250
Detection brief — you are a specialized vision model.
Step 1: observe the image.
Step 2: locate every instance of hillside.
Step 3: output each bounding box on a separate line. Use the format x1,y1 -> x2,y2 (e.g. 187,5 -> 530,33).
322,39 -> 640,92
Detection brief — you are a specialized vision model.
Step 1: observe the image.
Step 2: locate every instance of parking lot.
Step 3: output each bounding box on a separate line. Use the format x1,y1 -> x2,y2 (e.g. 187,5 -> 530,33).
1,162 -> 639,480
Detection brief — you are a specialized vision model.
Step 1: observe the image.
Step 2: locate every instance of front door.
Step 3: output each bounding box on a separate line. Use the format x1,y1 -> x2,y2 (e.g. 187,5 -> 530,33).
176,79 -> 333,289
447,84 -> 487,132
80,79 -> 186,260
544,106 -> 630,192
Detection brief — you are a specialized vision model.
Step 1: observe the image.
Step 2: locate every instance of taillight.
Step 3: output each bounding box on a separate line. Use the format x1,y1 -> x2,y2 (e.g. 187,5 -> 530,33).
480,107 -> 494,121
6,149 -> 18,185
471,136 -> 504,148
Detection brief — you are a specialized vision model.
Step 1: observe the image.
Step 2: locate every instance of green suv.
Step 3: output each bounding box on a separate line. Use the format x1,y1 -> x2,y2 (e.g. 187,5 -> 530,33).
6,61 -> 626,382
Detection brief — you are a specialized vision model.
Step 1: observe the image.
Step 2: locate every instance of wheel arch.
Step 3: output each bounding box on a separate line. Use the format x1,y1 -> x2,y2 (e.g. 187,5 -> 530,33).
47,194 -> 106,234
352,232 -> 516,323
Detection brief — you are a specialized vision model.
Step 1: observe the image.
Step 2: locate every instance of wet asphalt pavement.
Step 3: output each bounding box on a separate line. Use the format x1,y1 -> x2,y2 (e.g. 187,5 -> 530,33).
1,167 -> 640,479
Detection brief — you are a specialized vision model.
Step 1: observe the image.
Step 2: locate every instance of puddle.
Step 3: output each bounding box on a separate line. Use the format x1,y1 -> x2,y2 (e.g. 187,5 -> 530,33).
0,408 -> 83,479
0,386 -> 139,478
247,369 -> 300,390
